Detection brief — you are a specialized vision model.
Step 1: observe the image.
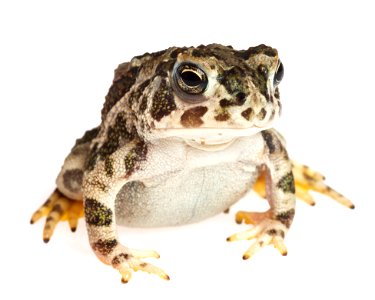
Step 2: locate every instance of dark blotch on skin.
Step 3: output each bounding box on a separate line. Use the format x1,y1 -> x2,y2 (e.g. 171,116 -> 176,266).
257,108 -> 267,120
104,157 -> 114,177
151,78 -> 176,121
266,229 -> 278,236
86,143 -> 99,171
265,92 -> 271,103
219,99 -> 232,107
112,253 -> 130,267
51,204 -> 63,215
241,108 -> 254,121
128,79 -> 151,108
102,66 -> 140,119
261,130 -> 276,154
277,172 -> 296,194
265,229 -> 284,239
274,87 -> 280,99
86,113 -> 135,171
124,141 -> 148,177
276,209 -> 296,228
219,98 -> 233,107
139,95 -> 148,112
63,169 -> 83,193
217,67 -> 245,97
93,239 -> 118,256
84,198 -> 113,226
236,92 -> 246,104
215,111 -> 230,121
219,92 -> 247,108
99,113 -> 134,158
154,59 -> 176,77
180,106 -> 208,128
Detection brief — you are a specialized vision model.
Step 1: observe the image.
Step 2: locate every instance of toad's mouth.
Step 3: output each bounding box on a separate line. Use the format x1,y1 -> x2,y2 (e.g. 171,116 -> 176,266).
152,127 -> 270,151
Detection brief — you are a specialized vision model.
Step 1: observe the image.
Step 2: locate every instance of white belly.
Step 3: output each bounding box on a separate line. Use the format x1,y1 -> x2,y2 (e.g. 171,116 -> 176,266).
114,135 -> 265,227
115,162 -> 258,227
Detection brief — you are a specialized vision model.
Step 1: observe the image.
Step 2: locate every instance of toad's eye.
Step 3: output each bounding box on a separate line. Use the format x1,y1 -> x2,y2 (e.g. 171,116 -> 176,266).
174,63 -> 208,95
274,61 -> 284,86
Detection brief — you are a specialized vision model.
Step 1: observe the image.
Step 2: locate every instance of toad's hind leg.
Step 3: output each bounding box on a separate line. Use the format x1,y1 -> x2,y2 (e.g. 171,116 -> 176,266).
31,189 -> 84,242
253,161 -> 354,208
31,127 -> 99,242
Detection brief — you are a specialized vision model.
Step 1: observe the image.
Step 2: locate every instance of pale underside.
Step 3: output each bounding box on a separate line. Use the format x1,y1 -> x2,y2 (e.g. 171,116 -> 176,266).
115,135 -> 264,227
115,163 -> 258,227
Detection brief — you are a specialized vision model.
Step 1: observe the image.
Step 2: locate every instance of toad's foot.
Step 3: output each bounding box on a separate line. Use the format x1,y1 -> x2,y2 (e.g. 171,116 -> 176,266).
227,218 -> 288,259
110,247 -> 170,283
254,161 -> 355,208
30,189 -> 84,242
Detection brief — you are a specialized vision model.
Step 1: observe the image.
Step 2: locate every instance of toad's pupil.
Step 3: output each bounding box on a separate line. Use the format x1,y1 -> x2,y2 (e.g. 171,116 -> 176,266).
180,70 -> 202,87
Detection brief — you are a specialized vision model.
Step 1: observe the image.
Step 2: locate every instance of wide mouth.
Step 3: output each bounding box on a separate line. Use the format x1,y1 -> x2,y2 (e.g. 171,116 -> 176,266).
151,126 -> 269,144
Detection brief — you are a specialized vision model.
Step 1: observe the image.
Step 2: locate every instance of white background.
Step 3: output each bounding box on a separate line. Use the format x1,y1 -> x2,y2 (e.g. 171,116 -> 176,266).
1,0 -> 374,299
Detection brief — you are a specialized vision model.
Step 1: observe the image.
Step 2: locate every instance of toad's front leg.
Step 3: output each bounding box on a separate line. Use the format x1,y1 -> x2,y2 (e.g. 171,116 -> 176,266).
83,141 -> 169,283
228,130 -> 296,259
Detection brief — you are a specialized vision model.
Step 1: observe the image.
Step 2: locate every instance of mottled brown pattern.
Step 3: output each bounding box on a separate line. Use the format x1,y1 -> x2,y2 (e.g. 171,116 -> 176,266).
257,108 -> 267,120
154,59 -> 176,77
261,130 -> 276,154
214,111 -> 230,121
217,67 -> 246,98
128,79 -> 151,108
84,198 -> 113,226
241,107 -> 254,121
124,141 -> 148,177
85,143 -> 99,171
51,203 -> 63,215
101,65 -> 139,120
93,239 -> 118,256
266,229 -> 285,238
180,106 -> 208,128
111,253 -> 130,267
266,229 -> 277,236
274,87 -> 280,99
276,209 -> 295,228
277,172 -> 295,193
104,157 -> 114,177
150,78 -> 176,121
86,112 -> 135,171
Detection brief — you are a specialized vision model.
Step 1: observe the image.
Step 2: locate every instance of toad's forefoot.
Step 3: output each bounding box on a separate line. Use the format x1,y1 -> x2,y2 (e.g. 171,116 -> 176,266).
110,247 -> 169,283
292,161 -> 355,208
253,161 -> 355,208
227,217 -> 288,259
30,189 -> 83,242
